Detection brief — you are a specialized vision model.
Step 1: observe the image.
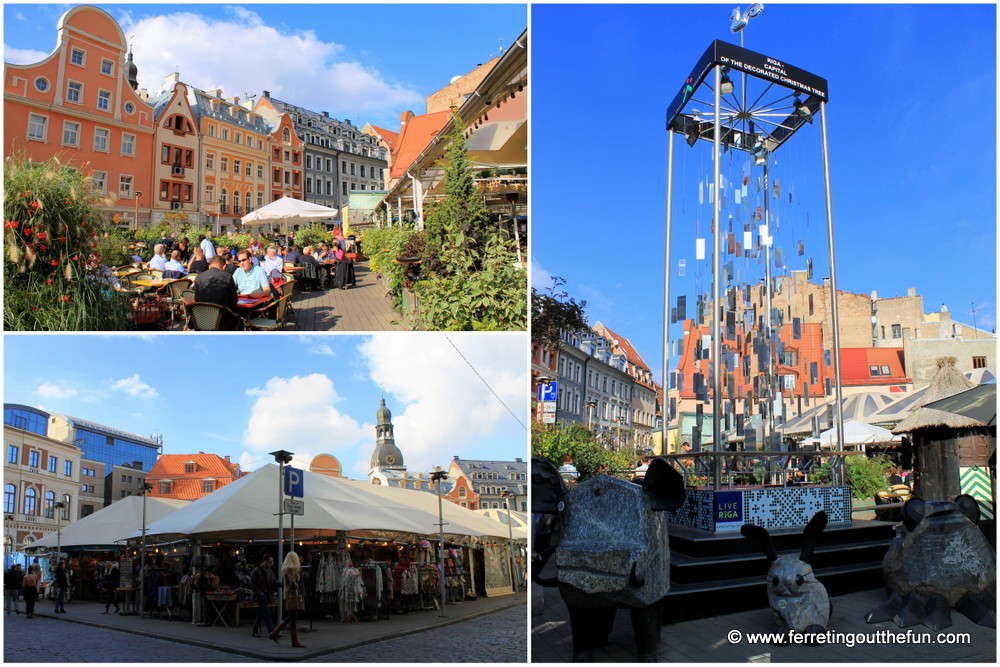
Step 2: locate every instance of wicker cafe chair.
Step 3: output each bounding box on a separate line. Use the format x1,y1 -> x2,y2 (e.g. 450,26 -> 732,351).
183,302 -> 244,331
165,279 -> 194,323
279,279 -> 297,326
149,268 -> 164,279
180,289 -> 196,305
246,294 -> 292,331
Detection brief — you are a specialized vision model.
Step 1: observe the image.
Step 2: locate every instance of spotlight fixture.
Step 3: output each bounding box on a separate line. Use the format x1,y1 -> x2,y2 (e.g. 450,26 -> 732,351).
483,112 -> 489,121
794,96 -> 813,124
719,67 -> 734,95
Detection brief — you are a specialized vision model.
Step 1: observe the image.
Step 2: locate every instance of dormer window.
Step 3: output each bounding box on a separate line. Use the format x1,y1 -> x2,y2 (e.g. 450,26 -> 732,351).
159,480 -> 172,494
202,479 -> 215,493
184,461 -> 196,473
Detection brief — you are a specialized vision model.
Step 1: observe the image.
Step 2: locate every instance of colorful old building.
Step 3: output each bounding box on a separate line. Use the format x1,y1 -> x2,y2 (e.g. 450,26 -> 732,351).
3,5 -> 155,228
145,453 -> 243,501
148,75 -> 201,226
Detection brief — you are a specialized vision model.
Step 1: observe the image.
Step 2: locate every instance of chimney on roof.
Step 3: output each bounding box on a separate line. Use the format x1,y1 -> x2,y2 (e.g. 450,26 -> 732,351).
213,89 -> 222,98
453,455 -> 459,460
516,458 -> 523,463
263,90 -> 270,99
908,287 -> 916,297
322,111 -> 329,118
224,455 -> 230,461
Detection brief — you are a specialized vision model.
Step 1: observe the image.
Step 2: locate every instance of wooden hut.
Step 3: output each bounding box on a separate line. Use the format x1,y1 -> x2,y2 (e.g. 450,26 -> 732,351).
893,357 -> 993,502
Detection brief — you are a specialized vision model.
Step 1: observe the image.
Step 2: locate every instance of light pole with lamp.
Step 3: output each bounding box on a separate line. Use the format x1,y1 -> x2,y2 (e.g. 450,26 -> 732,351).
269,450 -> 293,622
138,481 -> 151,617
430,466 -> 448,617
587,399 -> 597,431
133,192 -> 142,230
617,414 -> 626,452
501,489 -> 521,600
4,514 -> 14,569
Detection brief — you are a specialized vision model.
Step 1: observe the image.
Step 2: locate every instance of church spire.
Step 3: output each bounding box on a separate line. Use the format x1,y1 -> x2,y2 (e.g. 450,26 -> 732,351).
125,36 -> 139,90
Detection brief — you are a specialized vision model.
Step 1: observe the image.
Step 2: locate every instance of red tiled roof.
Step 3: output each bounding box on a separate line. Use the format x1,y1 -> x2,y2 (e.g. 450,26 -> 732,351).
597,324 -> 651,373
148,453 -> 239,478
369,124 -> 399,150
840,348 -> 911,386
390,110 -> 451,180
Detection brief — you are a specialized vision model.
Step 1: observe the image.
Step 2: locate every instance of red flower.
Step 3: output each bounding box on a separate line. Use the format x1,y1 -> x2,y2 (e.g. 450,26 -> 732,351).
47,278 -> 53,286
65,199 -> 70,205
58,294 -> 70,303
50,259 -> 58,267
71,255 -> 78,261
31,306 -> 39,312
30,201 -> 42,211
23,227 -> 32,237
36,231 -> 47,240
4,220 -> 18,230
24,191 -> 31,198
40,245 -> 47,252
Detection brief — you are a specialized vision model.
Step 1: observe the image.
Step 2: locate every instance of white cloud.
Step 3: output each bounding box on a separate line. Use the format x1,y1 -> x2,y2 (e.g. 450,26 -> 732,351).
4,45 -> 50,64
118,8 -> 422,120
530,258 -> 555,293
242,374 -> 371,470
356,335 -> 527,474
110,374 -> 159,399
36,382 -> 77,399
305,341 -> 337,358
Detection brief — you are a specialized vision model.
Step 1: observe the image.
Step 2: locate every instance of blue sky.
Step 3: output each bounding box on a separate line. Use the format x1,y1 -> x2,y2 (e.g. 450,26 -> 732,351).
531,4 -> 997,383
3,3 -> 526,130
3,334 -> 529,478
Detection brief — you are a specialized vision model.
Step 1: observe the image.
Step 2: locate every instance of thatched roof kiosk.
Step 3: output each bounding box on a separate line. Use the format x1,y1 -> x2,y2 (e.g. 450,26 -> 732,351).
893,357 -> 992,500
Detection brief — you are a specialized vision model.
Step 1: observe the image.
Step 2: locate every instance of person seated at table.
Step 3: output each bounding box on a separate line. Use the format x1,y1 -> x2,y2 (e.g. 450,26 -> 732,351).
84,252 -> 123,293
194,256 -> 238,312
298,246 -> 325,290
219,251 -> 238,276
233,251 -> 272,297
163,250 -> 189,275
331,245 -> 357,289
175,237 -> 192,263
187,246 -> 209,274
284,245 -> 301,265
248,235 -> 263,256
244,246 -> 261,267
333,225 -> 347,251
148,244 -> 168,271
261,246 -> 284,279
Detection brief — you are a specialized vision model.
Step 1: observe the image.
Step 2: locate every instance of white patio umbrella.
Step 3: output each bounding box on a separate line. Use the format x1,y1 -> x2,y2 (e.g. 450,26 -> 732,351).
802,420 -> 900,451
240,196 -> 338,229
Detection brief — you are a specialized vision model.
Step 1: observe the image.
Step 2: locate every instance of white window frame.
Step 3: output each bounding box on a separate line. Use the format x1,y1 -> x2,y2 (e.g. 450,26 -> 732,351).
100,58 -> 114,76
69,47 -> 86,67
121,133 -> 136,157
206,153 -> 215,170
93,127 -> 110,153
27,113 -> 48,142
206,185 -> 214,202
245,162 -> 252,176
222,127 -> 230,141
91,170 -> 108,195
62,120 -> 81,147
97,89 -> 112,112
257,165 -> 263,179
66,80 -> 83,105
119,175 -> 133,199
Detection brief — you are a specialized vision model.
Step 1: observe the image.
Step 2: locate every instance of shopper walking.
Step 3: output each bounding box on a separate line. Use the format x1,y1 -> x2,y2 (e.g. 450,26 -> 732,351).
54,560 -> 68,613
21,565 -> 39,619
249,555 -> 277,638
269,552 -> 306,648
101,562 -> 121,614
5,563 -> 24,615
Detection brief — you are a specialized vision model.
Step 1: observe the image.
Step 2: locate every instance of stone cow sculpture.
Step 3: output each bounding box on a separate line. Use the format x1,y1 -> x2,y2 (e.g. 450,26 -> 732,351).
865,494 -> 996,630
532,456 -> 686,662
740,512 -> 831,635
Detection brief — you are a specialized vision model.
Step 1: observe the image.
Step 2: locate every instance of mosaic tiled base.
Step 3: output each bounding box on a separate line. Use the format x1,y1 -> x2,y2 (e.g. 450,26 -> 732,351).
666,486 -> 851,533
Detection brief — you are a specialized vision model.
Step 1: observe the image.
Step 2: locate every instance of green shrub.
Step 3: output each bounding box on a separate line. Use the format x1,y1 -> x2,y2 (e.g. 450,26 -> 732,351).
294,223 -> 331,250
812,453 -> 894,500
531,421 -> 635,481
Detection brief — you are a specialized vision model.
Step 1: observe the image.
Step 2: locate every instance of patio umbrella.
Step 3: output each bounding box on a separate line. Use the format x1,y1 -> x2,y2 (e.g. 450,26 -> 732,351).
240,196 -> 338,229
783,391 -> 897,436
802,420 -> 900,450
923,383 -> 996,427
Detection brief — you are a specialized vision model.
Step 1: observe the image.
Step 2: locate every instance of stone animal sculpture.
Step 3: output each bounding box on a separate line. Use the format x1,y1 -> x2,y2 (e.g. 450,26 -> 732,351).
865,495 -> 996,631
740,512 -> 831,634
532,456 -> 686,662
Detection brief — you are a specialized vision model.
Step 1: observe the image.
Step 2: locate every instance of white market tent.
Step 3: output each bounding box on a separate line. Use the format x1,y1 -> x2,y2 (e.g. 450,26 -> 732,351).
801,420 -> 901,450
473,508 -> 528,541
344,479 -> 519,542
240,196 -> 338,229
140,465 -> 513,544
28,496 -> 189,552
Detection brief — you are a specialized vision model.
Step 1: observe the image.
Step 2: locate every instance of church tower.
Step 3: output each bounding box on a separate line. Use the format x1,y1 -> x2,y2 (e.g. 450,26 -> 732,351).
369,397 -> 405,481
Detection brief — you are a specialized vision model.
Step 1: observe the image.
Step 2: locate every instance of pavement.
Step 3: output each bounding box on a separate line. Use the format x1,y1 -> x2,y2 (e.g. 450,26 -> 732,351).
4,592 -> 526,662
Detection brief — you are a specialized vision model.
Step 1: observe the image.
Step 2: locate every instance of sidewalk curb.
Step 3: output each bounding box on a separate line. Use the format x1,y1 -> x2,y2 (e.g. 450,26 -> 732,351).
36,598 -> 526,662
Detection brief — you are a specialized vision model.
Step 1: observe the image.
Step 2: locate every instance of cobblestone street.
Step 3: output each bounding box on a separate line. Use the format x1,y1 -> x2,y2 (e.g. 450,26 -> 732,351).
3,603 -> 526,663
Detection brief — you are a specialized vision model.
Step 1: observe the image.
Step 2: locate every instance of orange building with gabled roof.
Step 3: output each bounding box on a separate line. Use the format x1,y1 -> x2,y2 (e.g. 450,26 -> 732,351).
145,453 -> 244,501
4,5 -> 155,227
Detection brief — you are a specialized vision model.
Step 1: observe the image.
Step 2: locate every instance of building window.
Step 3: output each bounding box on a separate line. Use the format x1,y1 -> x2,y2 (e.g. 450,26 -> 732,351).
24,487 -> 36,516
64,460 -> 72,477
124,101 -> 135,115
81,505 -> 94,518
891,324 -> 902,339
43,491 -> 55,517
27,113 -> 48,141
257,165 -> 264,179
245,162 -> 252,176
62,495 -> 70,519
100,58 -> 114,76
93,127 -> 110,152
91,171 -> 107,195
233,159 -> 241,175
120,175 -> 133,198
870,365 -> 880,376
70,47 -> 85,66
159,481 -> 171,494
221,157 -> 228,172
121,133 -> 136,156
235,131 -> 242,144
62,121 -> 80,147
4,484 -> 15,514
257,192 -> 264,208
34,76 -> 49,93
222,128 -> 229,141
973,356 -> 987,369
29,451 -> 40,468
350,162 -> 356,176
202,480 -> 214,493
66,80 -> 83,104
342,160 -> 347,174
185,462 -> 195,474
206,153 -> 214,170
208,124 -> 215,137
97,90 -> 112,111
245,192 -> 251,212
881,365 -> 891,376
7,445 -> 17,464
206,185 -> 214,202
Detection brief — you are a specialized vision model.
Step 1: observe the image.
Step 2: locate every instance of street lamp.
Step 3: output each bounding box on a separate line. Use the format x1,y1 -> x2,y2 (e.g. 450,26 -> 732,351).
617,414 -> 626,451
138,482 -> 151,617
501,489 -> 521,600
430,466 -> 448,617
52,501 -> 66,561
587,399 -> 598,430
4,514 -> 14,569
269,449 -> 294,622
134,191 -> 143,231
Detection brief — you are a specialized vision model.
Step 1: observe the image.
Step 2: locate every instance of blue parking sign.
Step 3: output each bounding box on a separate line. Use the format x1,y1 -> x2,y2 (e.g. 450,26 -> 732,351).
538,381 -> 557,402
284,466 -> 304,498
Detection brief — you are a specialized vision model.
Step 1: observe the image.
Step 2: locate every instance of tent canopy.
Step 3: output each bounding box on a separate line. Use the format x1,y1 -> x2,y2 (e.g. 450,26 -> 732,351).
240,196 -> 338,228
801,420 -> 900,449
141,465 -> 514,543
473,508 -> 528,540
923,383 -> 996,427
784,392 -> 897,436
28,496 -> 189,552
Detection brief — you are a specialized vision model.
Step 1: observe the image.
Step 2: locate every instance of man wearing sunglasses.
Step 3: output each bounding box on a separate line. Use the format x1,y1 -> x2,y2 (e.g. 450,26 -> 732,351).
233,251 -> 272,298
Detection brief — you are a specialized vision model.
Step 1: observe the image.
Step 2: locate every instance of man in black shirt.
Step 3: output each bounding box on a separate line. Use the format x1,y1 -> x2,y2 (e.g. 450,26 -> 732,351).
194,257 -> 240,329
